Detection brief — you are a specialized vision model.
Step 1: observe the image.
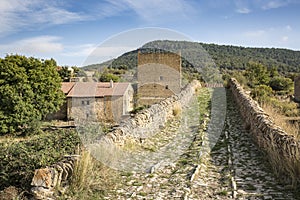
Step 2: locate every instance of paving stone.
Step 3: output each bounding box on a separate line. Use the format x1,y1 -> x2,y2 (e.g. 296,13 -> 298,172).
102,90 -> 298,199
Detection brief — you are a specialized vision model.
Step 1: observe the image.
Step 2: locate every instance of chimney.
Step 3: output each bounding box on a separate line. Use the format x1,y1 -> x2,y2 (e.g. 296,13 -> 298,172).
110,79 -> 114,88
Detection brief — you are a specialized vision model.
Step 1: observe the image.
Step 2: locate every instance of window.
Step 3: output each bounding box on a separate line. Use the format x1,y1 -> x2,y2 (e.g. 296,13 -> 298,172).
81,101 -> 85,105
159,76 -> 164,81
165,85 -> 169,89
87,100 -> 90,105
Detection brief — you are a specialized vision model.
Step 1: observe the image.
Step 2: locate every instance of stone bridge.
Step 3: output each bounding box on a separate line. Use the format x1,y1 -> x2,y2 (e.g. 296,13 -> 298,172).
102,79 -> 299,199
31,79 -> 300,199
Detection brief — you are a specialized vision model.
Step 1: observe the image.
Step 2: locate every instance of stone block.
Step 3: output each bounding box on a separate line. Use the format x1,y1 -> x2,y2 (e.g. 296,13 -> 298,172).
31,168 -> 53,188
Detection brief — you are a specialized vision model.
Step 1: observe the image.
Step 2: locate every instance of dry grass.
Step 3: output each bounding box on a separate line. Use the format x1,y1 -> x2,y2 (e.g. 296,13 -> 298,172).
266,134 -> 300,188
123,136 -> 142,151
172,103 -> 182,117
262,103 -> 299,140
66,148 -> 119,199
261,103 -> 300,188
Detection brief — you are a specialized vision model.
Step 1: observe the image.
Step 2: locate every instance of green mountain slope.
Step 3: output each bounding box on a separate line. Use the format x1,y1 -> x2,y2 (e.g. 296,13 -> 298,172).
83,40 -> 300,73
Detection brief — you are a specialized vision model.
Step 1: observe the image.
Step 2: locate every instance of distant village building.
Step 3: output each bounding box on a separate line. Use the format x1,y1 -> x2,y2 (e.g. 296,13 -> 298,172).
294,76 -> 300,102
48,81 -> 133,123
137,51 -> 182,106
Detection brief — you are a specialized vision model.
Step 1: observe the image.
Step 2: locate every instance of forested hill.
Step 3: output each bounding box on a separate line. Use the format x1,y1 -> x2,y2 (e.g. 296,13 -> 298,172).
200,42 -> 300,72
83,40 -> 300,73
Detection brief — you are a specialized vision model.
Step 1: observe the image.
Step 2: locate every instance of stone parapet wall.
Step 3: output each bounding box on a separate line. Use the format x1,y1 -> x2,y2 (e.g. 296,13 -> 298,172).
105,80 -> 201,144
228,78 -> 300,185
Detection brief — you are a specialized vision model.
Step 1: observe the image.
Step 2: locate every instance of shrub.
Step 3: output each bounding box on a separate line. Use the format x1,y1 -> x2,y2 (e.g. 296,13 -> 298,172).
250,85 -> 273,103
269,76 -> 293,92
245,62 -> 270,87
0,129 -> 80,191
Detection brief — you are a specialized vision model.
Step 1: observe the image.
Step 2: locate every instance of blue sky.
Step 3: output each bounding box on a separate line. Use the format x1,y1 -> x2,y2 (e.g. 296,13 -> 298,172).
0,0 -> 299,66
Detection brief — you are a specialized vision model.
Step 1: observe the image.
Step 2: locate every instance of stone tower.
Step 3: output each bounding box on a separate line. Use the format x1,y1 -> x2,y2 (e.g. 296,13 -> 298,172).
137,51 -> 182,106
294,75 -> 300,102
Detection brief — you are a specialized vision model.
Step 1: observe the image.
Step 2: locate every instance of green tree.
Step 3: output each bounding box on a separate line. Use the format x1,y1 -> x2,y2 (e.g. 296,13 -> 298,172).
251,85 -> 273,103
58,66 -> 72,82
72,66 -> 87,77
269,76 -> 293,91
245,62 -> 270,87
99,72 -> 120,82
0,55 -> 64,135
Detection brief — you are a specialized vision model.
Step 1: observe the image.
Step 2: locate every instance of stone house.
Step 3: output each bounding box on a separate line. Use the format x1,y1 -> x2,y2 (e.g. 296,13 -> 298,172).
48,81 -> 133,123
137,51 -> 182,106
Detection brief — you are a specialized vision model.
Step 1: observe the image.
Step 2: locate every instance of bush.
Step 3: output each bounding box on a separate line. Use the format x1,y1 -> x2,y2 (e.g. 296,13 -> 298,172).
99,73 -> 120,82
250,85 -> 273,103
245,62 -> 270,87
267,98 -> 299,117
0,129 -> 80,191
269,76 -> 293,92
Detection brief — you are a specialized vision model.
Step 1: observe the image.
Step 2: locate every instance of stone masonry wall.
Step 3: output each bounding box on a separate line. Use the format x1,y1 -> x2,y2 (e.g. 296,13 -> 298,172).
31,155 -> 79,200
137,52 -> 182,106
138,52 -> 181,71
229,78 -> 300,185
105,80 -> 201,145
294,75 -> 300,102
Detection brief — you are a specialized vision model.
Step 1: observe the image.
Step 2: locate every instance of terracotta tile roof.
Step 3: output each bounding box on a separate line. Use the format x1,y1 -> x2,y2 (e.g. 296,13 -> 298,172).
65,82 -> 131,97
61,82 -> 75,94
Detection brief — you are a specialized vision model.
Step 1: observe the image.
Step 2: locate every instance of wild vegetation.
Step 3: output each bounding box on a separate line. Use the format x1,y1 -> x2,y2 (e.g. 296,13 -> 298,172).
0,55 -> 65,135
1,41 -> 300,198
64,150 -> 119,199
58,66 -> 87,82
224,62 -> 297,116
83,40 -> 300,76
0,129 -> 80,191
82,40 -> 300,86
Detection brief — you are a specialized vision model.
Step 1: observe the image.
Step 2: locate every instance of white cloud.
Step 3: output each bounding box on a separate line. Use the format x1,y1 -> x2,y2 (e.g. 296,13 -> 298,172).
238,26 -> 298,49
236,7 -> 251,14
0,0 -> 88,36
234,0 -> 251,14
233,0 -> 295,14
285,25 -> 292,31
0,36 -> 63,55
262,0 -> 290,10
0,0 -> 196,36
282,36 -> 289,42
63,44 -> 97,57
120,0 -> 194,22
97,0 -> 129,18
82,46 -> 137,66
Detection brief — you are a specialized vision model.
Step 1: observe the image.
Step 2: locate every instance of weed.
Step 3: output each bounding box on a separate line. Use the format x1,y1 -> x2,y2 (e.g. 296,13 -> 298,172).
67,149 -> 119,199
217,190 -> 228,196
262,103 -> 299,140
172,103 -> 182,117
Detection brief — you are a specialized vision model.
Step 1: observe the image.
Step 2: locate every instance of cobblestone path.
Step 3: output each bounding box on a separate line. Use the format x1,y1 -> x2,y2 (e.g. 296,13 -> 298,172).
190,91 -> 297,200
104,89 -> 298,200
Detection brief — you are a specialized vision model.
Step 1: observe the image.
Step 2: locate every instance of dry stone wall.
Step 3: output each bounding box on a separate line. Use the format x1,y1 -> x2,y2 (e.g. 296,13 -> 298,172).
228,78 -> 300,186
105,80 -> 201,144
31,155 -> 79,200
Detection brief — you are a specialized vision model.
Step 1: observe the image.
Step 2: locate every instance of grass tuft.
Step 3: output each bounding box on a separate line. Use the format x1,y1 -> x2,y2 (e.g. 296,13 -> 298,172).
172,103 -> 182,117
